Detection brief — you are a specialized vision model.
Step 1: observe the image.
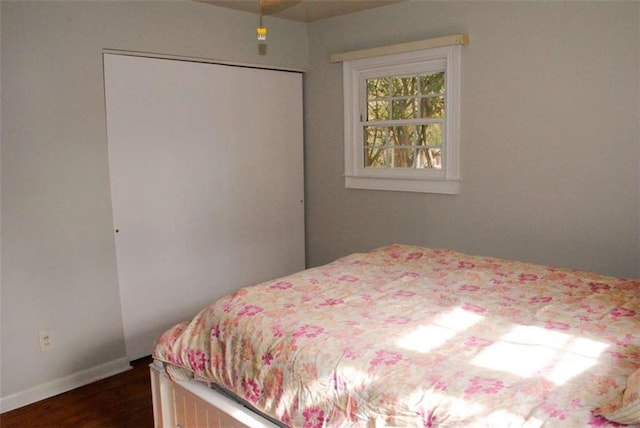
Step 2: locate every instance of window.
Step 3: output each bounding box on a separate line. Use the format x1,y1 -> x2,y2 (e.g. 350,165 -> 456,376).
343,45 -> 461,194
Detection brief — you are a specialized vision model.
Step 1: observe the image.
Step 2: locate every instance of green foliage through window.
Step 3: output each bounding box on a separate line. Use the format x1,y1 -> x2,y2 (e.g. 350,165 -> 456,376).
365,71 -> 445,169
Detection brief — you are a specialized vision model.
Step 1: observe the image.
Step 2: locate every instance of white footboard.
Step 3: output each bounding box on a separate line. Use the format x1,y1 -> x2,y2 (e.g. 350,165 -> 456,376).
150,362 -> 279,428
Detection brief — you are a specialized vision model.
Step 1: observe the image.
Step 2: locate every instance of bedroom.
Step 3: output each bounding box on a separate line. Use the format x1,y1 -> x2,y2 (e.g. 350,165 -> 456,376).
1,0 -> 639,423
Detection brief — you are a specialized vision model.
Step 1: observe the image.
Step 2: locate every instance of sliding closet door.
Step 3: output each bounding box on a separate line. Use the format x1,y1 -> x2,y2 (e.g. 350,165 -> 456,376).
104,54 -> 305,360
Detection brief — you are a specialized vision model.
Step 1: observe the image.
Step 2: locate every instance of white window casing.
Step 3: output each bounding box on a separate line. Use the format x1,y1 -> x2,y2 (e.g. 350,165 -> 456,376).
341,42 -> 464,194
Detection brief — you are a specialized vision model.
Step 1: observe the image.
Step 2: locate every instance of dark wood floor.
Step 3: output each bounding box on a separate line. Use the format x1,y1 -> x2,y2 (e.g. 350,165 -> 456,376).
0,356 -> 154,428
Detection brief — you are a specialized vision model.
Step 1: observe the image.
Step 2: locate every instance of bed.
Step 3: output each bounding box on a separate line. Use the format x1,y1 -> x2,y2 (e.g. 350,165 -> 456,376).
151,244 -> 640,427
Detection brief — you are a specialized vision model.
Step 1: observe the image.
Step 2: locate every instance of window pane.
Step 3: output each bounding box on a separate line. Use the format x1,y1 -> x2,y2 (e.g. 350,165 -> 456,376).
367,78 -> 389,98
420,96 -> 445,118
367,100 -> 389,120
366,147 -> 417,168
364,126 -> 386,147
365,147 -> 390,168
420,72 -> 445,95
392,76 -> 417,96
416,148 -> 442,169
389,125 -> 417,147
392,148 -> 415,168
416,124 -> 442,147
391,98 -> 418,119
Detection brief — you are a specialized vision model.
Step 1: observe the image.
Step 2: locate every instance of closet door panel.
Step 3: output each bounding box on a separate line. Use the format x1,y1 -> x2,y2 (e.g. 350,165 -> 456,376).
104,54 -> 304,360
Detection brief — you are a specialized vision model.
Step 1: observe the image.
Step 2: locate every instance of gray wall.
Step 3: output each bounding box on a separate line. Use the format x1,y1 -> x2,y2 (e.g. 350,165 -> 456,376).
1,0 -> 639,410
305,1 -> 640,278
1,0 -> 307,402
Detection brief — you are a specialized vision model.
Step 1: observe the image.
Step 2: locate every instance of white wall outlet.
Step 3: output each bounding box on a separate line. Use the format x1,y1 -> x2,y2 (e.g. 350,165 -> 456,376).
38,330 -> 54,352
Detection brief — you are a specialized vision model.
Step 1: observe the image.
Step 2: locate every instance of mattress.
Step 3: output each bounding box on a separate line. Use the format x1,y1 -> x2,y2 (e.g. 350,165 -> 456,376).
153,244 -> 639,427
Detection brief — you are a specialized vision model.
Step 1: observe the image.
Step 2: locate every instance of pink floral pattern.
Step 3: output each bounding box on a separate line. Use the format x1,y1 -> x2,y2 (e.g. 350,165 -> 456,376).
186,349 -> 208,372
293,325 -> 325,338
370,350 -> 403,367
302,406 -> 325,428
464,376 -> 505,396
153,244 -> 639,427
241,378 -> 261,403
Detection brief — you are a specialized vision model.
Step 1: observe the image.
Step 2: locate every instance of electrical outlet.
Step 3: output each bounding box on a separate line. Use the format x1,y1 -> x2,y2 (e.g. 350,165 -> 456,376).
38,330 -> 54,352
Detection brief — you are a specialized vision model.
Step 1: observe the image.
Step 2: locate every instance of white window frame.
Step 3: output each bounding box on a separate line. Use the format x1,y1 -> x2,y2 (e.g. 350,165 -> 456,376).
343,45 -> 461,194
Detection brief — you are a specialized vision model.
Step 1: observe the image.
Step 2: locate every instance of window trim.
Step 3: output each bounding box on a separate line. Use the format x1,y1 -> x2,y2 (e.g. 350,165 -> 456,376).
343,45 -> 461,194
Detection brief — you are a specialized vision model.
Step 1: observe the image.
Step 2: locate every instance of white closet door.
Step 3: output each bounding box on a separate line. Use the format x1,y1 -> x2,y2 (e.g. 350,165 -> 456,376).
104,54 -> 305,360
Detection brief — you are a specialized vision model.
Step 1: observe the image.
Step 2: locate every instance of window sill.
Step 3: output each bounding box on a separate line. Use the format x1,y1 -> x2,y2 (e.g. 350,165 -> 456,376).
345,175 -> 460,194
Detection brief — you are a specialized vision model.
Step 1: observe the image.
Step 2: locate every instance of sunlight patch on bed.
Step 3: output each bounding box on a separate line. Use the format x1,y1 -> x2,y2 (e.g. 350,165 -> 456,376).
397,307 -> 483,353
545,336 -> 608,384
471,325 -> 608,384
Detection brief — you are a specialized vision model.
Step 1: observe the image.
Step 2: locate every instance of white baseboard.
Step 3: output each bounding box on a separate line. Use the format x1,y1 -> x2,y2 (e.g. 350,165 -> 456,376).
0,357 -> 132,413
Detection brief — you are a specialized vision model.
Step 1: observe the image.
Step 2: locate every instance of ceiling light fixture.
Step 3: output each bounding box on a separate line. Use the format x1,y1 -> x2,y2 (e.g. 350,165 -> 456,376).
257,1 -> 266,41
256,0 -> 284,41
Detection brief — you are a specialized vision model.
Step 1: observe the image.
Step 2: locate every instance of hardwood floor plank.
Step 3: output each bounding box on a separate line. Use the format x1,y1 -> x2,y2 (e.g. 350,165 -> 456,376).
0,357 -> 154,428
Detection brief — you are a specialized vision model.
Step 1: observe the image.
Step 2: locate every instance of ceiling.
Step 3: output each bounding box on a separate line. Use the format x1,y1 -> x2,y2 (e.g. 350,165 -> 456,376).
199,0 -> 407,23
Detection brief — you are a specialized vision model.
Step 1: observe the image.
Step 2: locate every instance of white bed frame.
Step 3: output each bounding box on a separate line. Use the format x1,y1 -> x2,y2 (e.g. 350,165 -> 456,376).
150,362 -> 280,428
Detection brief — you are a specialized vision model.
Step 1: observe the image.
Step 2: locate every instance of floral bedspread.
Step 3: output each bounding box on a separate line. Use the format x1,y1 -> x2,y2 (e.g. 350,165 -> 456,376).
153,244 -> 639,427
